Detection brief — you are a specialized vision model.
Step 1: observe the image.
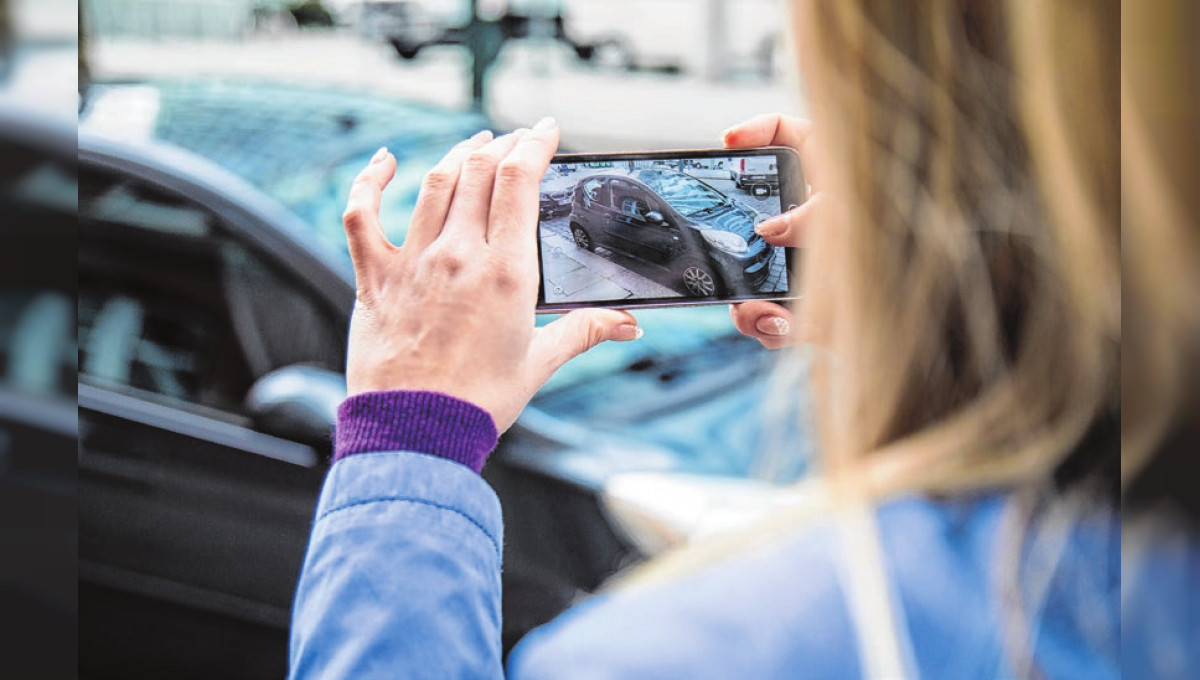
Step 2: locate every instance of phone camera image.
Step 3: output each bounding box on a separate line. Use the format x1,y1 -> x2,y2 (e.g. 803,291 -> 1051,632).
537,155 -> 789,307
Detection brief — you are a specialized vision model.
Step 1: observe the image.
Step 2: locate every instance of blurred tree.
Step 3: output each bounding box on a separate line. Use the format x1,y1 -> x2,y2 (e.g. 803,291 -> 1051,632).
288,0 -> 334,28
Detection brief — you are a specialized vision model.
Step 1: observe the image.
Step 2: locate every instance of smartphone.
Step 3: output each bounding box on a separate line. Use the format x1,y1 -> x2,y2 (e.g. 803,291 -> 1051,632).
535,146 -> 805,313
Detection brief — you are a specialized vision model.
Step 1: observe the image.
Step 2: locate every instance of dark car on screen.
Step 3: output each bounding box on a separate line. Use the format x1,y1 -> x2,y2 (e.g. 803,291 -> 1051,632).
568,170 -> 776,297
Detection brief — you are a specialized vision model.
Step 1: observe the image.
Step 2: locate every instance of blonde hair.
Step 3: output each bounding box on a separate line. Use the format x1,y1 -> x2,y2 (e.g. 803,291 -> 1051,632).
795,0 -> 1119,499
617,0 -> 1126,675
1121,0 -> 1200,474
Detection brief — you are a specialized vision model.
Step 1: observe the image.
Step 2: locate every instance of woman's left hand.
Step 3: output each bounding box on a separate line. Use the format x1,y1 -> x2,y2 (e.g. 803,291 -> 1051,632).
341,119 -> 641,432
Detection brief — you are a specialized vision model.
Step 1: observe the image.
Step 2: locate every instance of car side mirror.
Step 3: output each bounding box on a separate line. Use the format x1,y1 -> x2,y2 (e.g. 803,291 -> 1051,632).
245,365 -> 345,445
645,211 -> 665,224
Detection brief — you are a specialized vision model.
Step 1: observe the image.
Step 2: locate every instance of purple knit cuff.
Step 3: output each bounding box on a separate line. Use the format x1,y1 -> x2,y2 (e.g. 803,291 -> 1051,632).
333,390 -> 499,473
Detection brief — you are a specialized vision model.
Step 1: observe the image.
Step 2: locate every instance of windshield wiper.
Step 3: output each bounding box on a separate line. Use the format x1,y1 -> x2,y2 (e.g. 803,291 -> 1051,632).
690,204 -> 722,217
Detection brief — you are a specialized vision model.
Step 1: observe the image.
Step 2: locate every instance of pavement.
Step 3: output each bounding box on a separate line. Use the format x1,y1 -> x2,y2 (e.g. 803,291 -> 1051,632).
89,30 -> 807,151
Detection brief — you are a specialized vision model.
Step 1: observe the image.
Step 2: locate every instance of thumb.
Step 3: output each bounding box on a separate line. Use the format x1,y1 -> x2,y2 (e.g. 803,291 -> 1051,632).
754,191 -> 821,248
527,309 -> 642,385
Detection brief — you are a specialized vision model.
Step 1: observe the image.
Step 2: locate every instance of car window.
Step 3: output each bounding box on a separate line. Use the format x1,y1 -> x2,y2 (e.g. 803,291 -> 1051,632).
610,181 -> 652,220
581,177 -> 610,207
637,171 -> 728,217
78,168 -> 345,416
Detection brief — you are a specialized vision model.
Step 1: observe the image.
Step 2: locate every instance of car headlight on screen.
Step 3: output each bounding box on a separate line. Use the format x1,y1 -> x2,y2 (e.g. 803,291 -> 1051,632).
700,229 -> 749,255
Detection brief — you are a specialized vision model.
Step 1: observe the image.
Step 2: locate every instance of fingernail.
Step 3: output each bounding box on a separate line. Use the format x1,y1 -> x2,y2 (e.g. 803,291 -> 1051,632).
472,129 -> 495,142
755,316 -> 790,336
371,147 -> 389,164
616,324 -> 644,341
755,217 -> 786,238
534,116 -> 558,131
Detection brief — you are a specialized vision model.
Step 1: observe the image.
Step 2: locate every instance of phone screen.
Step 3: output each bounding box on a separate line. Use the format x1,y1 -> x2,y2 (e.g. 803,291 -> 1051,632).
536,148 -> 802,312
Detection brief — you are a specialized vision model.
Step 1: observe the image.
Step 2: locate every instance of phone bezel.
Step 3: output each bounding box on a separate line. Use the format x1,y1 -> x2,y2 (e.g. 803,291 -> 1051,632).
535,146 -> 806,313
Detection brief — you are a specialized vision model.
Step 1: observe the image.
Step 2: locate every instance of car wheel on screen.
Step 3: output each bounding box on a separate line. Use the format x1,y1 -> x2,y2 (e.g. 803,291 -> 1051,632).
571,225 -> 595,251
681,261 -> 722,297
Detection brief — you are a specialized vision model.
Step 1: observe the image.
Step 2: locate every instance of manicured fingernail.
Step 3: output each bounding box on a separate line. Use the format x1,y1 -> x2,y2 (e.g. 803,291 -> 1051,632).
371,147 -> 389,164
534,116 -> 557,131
616,324 -> 644,341
755,217 -> 786,238
755,316 -> 790,336
472,129 -> 494,142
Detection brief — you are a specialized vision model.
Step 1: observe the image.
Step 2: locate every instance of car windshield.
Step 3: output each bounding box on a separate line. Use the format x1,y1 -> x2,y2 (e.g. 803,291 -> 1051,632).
637,170 -> 728,217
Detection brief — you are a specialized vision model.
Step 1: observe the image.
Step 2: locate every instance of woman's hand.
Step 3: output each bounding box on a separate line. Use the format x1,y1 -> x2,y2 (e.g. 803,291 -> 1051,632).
724,114 -> 823,350
341,120 -> 641,432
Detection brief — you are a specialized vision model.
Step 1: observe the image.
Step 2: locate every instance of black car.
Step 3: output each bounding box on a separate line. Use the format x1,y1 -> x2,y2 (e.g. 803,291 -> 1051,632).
75,80 -> 811,678
568,170 -> 775,297
539,187 -> 572,219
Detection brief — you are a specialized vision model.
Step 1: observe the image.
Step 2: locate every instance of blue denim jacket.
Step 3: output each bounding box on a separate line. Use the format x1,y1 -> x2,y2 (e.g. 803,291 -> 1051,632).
289,451 -> 1121,679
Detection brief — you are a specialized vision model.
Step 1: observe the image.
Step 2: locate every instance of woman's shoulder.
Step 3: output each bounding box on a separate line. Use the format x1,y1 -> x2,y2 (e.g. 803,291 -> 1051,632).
508,494 -> 1011,679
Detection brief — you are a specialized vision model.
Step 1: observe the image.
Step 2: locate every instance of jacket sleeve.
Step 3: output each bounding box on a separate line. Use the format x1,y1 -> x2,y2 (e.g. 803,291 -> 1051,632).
288,450 -> 505,680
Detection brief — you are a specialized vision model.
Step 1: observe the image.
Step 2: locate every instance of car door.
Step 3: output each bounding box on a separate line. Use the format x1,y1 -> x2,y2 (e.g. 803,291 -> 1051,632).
606,180 -> 681,264
77,162 -> 348,679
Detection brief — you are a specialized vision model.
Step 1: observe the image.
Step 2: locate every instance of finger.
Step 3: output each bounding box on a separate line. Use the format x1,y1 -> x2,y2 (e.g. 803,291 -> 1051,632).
488,117 -> 561,257
729,301 -> 797,350
722,114 -> 811,152
527,308 -> 641,386
343,148 -> 398,281
754,191 -> 822,248
441,129 -> 528,243
405,130 -> 494,252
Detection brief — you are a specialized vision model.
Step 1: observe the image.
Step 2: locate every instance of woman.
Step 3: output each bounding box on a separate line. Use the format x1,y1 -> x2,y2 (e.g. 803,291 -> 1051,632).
288,1 -> 1144,677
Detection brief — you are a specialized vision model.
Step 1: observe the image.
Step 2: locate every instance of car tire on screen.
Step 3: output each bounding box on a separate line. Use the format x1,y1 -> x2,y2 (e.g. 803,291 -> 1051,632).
571,225 -> 596,252
680,260 -> 724,297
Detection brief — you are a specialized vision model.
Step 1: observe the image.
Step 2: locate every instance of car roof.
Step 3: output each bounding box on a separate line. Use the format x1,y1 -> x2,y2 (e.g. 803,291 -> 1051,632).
77,129 -> 355,310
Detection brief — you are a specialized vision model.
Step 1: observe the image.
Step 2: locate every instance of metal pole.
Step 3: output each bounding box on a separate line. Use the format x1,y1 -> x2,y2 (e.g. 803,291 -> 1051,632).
465,0 -> 504,113
704,0 -> 727,82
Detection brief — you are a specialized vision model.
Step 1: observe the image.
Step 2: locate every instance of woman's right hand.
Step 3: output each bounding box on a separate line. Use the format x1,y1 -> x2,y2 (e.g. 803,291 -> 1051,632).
723,114 -> 823,350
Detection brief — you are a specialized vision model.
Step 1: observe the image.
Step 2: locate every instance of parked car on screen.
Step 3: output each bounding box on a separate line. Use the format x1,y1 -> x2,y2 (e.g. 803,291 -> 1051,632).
730,155 -> 779,197
568,169 -> 775,296
539,187 -> 573,219
76,79 -> 811,677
